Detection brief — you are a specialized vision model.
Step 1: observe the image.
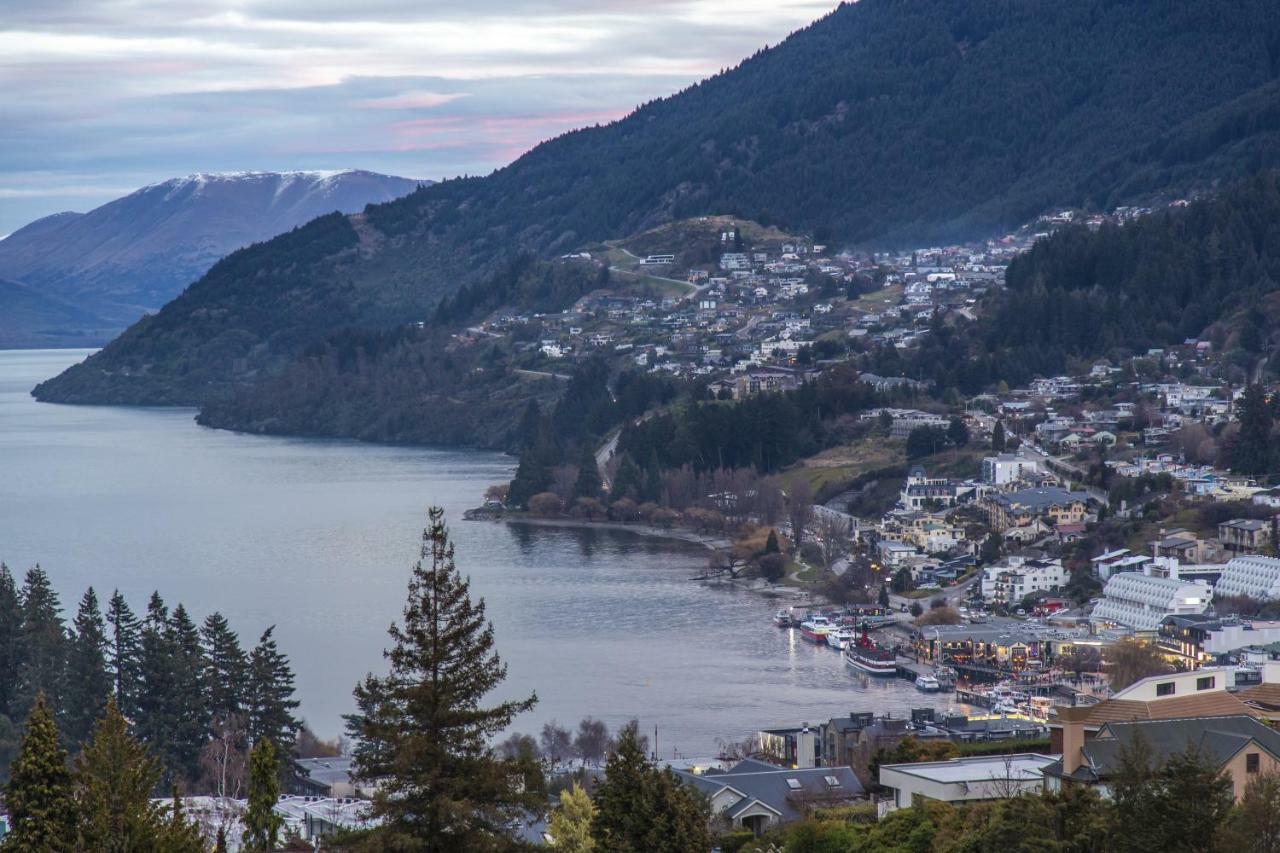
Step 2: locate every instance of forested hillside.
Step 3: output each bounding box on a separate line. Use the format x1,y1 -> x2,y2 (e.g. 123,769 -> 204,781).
35,0 -> 1280,407
896,172 -> 1280,393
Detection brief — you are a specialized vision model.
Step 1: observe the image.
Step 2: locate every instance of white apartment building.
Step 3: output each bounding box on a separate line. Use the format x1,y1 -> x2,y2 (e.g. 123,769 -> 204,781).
982,453 -> 1040,486
980,556 -> 1067,605
1214,555 -> 1280,600
1091,570 -> 1213,632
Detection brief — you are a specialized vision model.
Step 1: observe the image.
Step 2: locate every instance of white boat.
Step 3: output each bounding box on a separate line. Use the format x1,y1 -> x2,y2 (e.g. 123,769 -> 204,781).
799,616 -> 833,643
991,699 -> 1019,715
826,627 -> 856,650
915,674 -> 942,692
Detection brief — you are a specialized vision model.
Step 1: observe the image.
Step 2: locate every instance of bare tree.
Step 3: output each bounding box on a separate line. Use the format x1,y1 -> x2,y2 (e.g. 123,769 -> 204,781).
815,512 -> 854,573
788,479 -> 815,549
574,717 -> 610,766
705,549 -> 746,580
540,720 -> 574,764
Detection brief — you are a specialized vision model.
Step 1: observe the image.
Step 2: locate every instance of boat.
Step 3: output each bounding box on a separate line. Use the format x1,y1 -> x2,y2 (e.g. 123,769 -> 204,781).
773,609 -> 793,628
843,625 -> 898,676
799,616 -> 833,643
991,699 -> 1019,715
826,627 -> 856,650
915,674 -> 942,692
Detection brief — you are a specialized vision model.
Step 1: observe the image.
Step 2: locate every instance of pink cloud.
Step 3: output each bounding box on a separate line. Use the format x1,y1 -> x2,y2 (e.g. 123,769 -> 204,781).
355,91 -> 470,110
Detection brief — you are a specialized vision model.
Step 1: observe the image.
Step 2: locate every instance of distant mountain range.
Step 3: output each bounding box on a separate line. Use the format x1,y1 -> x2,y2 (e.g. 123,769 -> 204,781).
34,0 -> 1280,409
0,170 -> 424,347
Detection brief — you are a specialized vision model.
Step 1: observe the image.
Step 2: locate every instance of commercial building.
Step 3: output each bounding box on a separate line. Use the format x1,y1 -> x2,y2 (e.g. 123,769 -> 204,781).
1090,569 -> 1212,632
1215,555 -> 1280,600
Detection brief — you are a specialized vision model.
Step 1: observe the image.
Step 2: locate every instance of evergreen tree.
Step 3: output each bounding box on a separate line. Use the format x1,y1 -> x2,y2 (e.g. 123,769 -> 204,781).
1235,384 -> 1274,475
105,591 -> 142,718
516,399 -> 542,451
765,530 -> 780,554
246,627 -> 300,756
0,564 -> 25,721
573,447 -> 602,500
947,415 -> 970,447
64,588 -> 111,746
6,694 -> 76,852
74,698 -> 172,850
610,455 -> 642,502
642,453 -> 663,504
202,612 -> 248,724
992,419 -> 1007,452
548,783 -> 595,852
347,507 -> 538,851
591,723 -> 710,853
243,738 -> 283,852
16,566 -> 67,719
214,827 -> 228,853
157,789 -> 204,853
167,604 -> 210,784
135,593 -> 179,784
1157,743 -> 1234,852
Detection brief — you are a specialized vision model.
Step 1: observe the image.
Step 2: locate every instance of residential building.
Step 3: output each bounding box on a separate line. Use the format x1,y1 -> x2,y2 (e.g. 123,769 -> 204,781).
981,487 -> 1090,533
982,453 -> 1040,486
1219,519 -> 1272,554
1090,568 -> 1212,631
1159,616 -> 1280,666
757,725 -> 820,768
674,759 -> 863,835
979,556 -> 1067,605
879,754 -> 1056,812
1215,555 -> 1280,600
292,757 -> 362,798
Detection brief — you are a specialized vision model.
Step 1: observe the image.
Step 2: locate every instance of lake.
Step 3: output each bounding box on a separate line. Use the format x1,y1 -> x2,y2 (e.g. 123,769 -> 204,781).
0,348 -> 949,756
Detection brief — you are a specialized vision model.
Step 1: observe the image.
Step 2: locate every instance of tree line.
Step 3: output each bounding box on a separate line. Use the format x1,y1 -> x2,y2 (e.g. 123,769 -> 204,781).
0,564 -> 300,794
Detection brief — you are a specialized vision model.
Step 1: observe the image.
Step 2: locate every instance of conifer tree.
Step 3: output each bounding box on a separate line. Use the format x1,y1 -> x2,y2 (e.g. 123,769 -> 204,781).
611,455 -> 642,502
573,446 -> 602,499
74,698 -> 171,850
246,627 -> 300,756
157,788 -> 204,853
1235,383 -> 1275,475
243,738 -> 283,852
16,566 -> 67,719
6,694 -> 77,852
591,723 -> 710,853
105,591 -> 142,718
348,507 -> 538,850
213,827 -> 228,853
0,564 -> 24,721
548,783 -> 595,852
64,587 -> 111,746
136,593 -> 180,784
992,419 -> 1007,452
202,611 -> 249,724
167,604 -> 210,784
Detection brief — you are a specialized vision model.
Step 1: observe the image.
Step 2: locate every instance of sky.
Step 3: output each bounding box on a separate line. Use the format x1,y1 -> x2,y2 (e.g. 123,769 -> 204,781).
0,0 -> 834,234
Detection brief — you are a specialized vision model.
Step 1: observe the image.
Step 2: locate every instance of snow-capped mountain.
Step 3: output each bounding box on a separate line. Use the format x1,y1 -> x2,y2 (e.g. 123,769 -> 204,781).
0,170 -> 425,344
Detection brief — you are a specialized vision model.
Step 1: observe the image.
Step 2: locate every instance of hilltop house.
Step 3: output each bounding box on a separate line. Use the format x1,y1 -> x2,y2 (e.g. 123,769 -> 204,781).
980,487 -> 1090,533
674,759 -> 863,835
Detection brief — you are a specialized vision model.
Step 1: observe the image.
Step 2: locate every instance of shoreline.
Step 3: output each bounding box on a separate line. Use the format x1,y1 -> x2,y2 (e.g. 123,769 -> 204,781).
474,512 -> 825,604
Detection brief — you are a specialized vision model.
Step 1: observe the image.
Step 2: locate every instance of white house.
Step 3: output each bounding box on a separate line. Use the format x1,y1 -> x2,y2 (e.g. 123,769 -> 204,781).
878,754 -> 1056,813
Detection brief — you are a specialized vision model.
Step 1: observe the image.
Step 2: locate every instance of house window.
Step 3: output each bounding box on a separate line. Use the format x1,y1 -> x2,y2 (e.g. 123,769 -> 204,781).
1248,753 -> 1261,774
1197,676 -> 1215,691
1156,682 -> 1176,697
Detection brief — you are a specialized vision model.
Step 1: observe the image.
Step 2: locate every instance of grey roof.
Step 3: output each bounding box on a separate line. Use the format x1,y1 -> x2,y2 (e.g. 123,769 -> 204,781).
675,761 -> 864,823
295,756 -> 355,789
1045,715 -> 1280,782
990,487 -> 1090,512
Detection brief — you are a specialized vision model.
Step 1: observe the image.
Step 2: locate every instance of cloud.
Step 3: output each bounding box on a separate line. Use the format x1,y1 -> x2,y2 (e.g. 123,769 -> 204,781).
0,0 -> 835,232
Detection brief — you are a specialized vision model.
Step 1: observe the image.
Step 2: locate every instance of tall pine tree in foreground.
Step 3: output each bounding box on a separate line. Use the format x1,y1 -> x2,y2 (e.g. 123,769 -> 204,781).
0,565 -> 23,723
246,626 -> 300,755
348,507 -> 538,851
6,694 -> 76,851
105,590 -> 142,718
16,567 -> 67,719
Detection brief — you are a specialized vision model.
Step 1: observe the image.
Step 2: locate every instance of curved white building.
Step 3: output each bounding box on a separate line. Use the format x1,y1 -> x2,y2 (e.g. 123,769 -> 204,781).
1091,572 -> 1212,631
1214,555 -> 1280,600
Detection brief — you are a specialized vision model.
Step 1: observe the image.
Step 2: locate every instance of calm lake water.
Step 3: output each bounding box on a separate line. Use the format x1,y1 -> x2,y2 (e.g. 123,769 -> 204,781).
0,349 -> 949,755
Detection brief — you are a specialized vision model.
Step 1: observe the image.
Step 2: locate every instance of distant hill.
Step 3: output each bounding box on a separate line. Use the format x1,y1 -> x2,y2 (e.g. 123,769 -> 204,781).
0,170 -> 424,340
0,278 -> 116,349
34,0 -> 1280,406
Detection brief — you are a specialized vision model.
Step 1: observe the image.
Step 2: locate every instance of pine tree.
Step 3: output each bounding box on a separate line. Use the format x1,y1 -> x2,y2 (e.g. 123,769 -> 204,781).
246,627 -> 300,756
135,593 -> 179,784
547,783 -> 595,852
74,697 -> 171,850
573,446 -> 602,500
6,694 -> 77,852
591,723 -> 710,853
611,455 -> 642,502
992,419 -> 1007,452
167,604 -> 210,784
16,566 -> 67,719
0,564 -> 25,721
157,788 -> 204,853
202,611 -> 249,724
348,507 -> 538,850
105,591 -> 142,718
1235,383 -> 1275,475
243,738 -> 283,852
213,827 -> 228,853
643,453 -> 663,503
64,588 -> 111,746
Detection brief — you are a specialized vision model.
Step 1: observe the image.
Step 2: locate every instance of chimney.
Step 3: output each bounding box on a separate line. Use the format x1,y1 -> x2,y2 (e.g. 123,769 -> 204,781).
1056,706 -> 1090,776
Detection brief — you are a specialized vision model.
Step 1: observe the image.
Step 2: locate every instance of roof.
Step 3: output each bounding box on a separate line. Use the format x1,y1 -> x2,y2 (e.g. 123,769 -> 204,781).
989,487 -> 1090,512
880,753 -> 1057,785
1055,691 -> 1259,728
1083,716 -> 1280,777
1237,683 -> 1280,711
676,761 -> 864,823
295,756 -> 355,789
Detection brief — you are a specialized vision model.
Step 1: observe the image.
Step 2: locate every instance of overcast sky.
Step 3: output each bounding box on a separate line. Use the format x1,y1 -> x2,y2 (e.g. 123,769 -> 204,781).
0,0 -> 833,233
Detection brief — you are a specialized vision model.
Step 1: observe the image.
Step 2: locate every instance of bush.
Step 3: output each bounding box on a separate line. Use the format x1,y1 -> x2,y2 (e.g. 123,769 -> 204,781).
528,492 -> 563,517
608,497 -> 639,522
